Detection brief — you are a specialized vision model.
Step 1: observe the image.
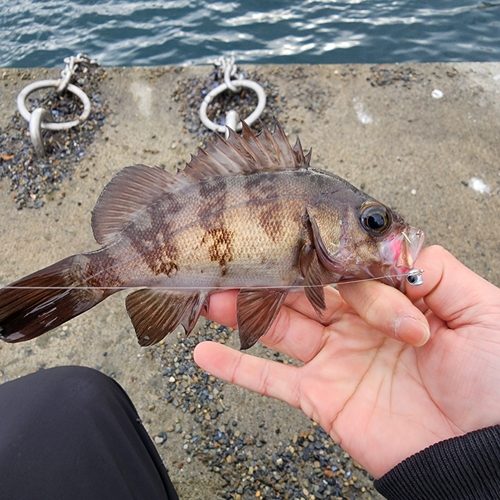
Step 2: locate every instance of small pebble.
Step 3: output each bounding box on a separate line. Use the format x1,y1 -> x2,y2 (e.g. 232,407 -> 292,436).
154,432 -> 167,445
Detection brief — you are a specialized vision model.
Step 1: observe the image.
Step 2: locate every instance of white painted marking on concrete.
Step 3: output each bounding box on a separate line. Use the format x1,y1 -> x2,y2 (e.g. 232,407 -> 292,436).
353,98 -> 373,124
130,81 -> 153,117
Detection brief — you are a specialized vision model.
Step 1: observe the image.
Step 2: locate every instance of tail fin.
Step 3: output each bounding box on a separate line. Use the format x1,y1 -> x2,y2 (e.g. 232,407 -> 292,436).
0,254 -> 113,343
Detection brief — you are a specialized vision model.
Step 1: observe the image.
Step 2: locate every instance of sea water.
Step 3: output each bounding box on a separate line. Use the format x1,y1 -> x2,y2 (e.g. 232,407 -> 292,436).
1,0 -> 499,68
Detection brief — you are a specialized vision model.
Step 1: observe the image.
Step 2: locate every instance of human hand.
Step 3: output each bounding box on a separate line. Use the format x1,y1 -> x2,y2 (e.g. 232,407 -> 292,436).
193,245 -> 500,478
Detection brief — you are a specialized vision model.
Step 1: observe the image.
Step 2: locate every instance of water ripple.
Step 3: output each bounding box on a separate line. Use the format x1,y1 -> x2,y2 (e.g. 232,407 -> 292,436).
1,0 -> 499,67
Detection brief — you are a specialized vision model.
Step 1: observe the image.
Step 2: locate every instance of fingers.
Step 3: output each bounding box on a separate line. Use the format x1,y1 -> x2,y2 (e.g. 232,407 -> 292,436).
206,250 -> 468,352
256,303 -> 329,363
338,245 -> 500,346
207,287 -> 348,328
338,279 -> 430,346
207,287 -> 349,363
405,245 -> 500,326
205,289 -> 239,328
208,292 -> 331,363
193,341 -> 301,408
283,286 -> 351,323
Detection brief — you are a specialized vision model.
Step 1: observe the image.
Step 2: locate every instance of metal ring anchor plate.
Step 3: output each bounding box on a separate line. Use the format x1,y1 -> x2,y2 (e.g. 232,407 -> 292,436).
17,79 -> 91,131
199,79 -> 267,134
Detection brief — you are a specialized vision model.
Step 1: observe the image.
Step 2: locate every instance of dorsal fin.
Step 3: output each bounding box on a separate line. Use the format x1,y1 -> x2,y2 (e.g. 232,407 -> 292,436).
183,121 -> 311,182
91,122 -> 311,245
91,164 -> 180,245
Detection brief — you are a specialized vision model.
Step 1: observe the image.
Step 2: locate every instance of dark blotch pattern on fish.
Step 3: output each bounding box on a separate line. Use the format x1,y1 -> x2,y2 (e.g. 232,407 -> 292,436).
155,259 -> 179,278
121,198 -> 182,278
201,227 -> 234,276
80,252 -> 122,289
198,179 -> 228,228
258,205 -> 283,243
127,229 -> 179,278
245,173 -> 285,243
163,192 -> 184,214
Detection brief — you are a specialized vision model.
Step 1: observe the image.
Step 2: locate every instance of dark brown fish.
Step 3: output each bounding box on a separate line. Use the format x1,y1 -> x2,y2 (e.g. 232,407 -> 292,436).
0,122 -> 424,349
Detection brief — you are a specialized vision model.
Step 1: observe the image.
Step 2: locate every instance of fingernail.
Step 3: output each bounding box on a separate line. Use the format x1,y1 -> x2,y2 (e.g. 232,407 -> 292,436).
394,316 -> 430,346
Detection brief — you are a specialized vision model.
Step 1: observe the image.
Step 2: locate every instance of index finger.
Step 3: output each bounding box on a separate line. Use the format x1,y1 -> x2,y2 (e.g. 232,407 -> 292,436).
206,287 -> 343,363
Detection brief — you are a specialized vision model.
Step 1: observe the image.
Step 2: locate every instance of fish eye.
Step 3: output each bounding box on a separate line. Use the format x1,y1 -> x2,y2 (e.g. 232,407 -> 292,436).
360,203 -> 392,235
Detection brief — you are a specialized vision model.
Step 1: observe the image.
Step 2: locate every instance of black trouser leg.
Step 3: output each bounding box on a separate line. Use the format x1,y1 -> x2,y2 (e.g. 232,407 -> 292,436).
0,365 -> 179,500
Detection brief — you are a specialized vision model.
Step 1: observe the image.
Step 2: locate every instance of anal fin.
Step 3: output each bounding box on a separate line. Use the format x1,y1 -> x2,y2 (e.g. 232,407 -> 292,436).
125,289 -> 209,346
236,288 -> 288,350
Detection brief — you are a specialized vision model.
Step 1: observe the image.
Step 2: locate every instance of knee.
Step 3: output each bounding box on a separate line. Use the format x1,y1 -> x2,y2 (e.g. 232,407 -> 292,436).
27,365 -> 122,409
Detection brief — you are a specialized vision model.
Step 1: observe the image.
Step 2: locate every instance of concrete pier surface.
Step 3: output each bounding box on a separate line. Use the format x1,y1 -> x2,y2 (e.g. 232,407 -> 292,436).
0,62 -> 499,499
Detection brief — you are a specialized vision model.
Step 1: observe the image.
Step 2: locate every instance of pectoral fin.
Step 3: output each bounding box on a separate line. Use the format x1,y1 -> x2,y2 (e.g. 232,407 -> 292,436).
306,206 -> 344,274
125,289 -> 209,346
236,288 -> 288,350
303,251 -> 327,320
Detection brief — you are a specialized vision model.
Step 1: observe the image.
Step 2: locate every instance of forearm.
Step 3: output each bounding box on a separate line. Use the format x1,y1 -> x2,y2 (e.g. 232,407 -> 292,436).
374,425 -> 500,500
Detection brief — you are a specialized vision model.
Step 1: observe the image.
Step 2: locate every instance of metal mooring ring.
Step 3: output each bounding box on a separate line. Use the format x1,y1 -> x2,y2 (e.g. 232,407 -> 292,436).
29,107 -> 52,157
199,79 -> 267,134
17,79 -> 91,131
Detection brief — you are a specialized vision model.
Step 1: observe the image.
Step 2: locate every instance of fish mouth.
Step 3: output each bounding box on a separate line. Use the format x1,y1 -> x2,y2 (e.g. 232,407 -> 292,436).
378,226 -> 426,290
397,226 -> 426,272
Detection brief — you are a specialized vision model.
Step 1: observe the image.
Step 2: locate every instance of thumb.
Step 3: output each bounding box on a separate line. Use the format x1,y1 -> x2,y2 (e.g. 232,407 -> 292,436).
405,245 -> 500,325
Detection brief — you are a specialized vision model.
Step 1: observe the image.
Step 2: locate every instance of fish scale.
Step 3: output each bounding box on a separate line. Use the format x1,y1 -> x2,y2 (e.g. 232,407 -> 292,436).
0,122 -> 425,350
112,170 -> 311,287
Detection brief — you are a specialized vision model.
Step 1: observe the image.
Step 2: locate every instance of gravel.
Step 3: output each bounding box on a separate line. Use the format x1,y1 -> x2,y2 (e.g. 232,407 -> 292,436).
172,64 -> 282,140
0,60 -> 106,209
368,65 -> 423,88
149,322 -> 378,499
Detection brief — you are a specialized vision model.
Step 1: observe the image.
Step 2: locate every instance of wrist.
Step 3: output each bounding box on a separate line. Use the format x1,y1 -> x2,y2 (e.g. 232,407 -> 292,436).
374,425 -> 500,500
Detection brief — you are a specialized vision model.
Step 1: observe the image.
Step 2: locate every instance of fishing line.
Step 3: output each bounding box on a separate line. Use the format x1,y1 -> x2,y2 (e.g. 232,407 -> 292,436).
0,271 -> 423,290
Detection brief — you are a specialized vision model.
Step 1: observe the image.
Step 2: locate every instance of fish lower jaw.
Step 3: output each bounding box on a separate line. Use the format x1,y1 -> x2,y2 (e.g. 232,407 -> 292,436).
347,264 -> 406,289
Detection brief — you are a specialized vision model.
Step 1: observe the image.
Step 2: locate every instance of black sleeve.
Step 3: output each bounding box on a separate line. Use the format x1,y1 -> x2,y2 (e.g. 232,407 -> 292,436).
374,425 -> 500,500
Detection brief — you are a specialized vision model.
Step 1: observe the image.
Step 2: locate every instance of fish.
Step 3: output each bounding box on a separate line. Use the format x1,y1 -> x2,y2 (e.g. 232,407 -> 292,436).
0,122 -> 425,350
